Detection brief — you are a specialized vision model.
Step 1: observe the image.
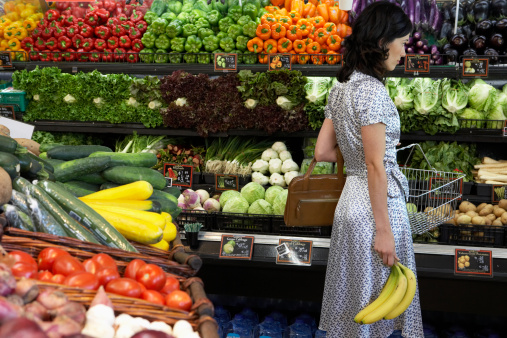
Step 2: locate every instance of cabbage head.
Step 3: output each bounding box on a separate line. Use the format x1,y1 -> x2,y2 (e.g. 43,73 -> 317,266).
248,199 -> 273,215
219,190 -> 241,208
305,77 -> 331,104
458,108 -> 485,128
442,80 -> 468,114
468,82 -> 497,112
240,182 -> 265,204
412,78 -> 442,114
272,189 -> 289,215
223,195 -> 250,213
265,185 -> 283,205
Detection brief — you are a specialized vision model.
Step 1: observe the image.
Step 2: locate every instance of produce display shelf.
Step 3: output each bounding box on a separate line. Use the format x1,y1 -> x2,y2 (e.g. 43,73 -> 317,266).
400,131 -> 507,143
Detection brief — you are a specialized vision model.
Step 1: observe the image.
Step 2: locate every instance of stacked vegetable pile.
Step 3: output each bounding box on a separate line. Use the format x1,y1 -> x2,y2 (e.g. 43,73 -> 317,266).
251,141 -> 299,187
473,156 -> 507,186
303,77 -> 336,130
459,79 -> 507,127
450,200 -> 507,227
217,183 -> 288,215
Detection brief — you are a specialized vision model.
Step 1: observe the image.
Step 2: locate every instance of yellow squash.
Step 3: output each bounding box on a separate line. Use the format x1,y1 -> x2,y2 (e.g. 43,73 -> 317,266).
81,199 -> 156,211
163,221 -> 178,242
149,239 -> 169,251
82,181 -> 153,201
91,204 -> 165,230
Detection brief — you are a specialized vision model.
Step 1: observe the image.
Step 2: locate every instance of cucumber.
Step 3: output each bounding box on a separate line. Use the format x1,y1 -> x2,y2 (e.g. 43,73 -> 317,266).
38,180 -> 138,252
39,143 -> 64,153
102,166 -> 167,190
48,145 -> 112,160
66,181 -> 100,192
148,197 -> 181,220
162,186 -> 181,198
59,182 -> 95,198
75,172 -> 108,185
151,189 -> 178,204
26,196 -> 68,237
0,134 -> 20,153
9,190 -> 30,215
53,156 -> 111,182
89,152 -> 158,168
46,158 -> 65,167
25,152 -> 54,173
0,151 -> 20,179
3,204 -> 34,232
100,182 -> 120,190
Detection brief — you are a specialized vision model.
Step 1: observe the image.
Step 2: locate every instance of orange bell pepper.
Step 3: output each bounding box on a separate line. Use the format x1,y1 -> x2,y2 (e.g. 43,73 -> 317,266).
327,34 -> 342,51
271,23 -> 286,40
336,23 -> 352,38
248,37 -> 264,53
306,41 -> 321,54
291,0 -> 304,16
261,13 -> 277,26
256,24 -> 272,40
277,37 -> 293,52
326,51 -> 341,65
338,9 -> 349,24
310,16 -> 325,29
302,3 -> 316,18
266,6 -> 280,14
304,37 -> 314,46
264,39 -> 278,54
259,52 -> 269,64
308,0 -> 319,6
286,25 -> 302,41
320,43 -> 329,54
288,11 -> 301,25
276,8 -> 288,16
316,2 -> 329,22
270,0 -> 284,7
307,26 -> 316,40
289,50 -> 298,63
278,16 -> 292,29
4,2 -> 16,13
298,54 -> 309,64
297,19 -> 312,36
285,0 -> 292,12
328,6 -> 340,25
324,22 -> 337,35
311,55 -> 324,65
293,39 -> 306,53
314,28 -> 328,45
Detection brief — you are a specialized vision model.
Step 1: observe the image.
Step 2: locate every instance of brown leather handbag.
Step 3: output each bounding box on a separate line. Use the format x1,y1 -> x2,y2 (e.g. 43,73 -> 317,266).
284,146 -> 346,227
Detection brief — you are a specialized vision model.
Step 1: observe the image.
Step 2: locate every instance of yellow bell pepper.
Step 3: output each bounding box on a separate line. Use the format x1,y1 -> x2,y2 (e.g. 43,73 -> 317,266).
4,2 -> 17,13
14,27 -> 27,39
0,40 -> 10,51
5,13 -> 20,22
0,28 -> 4,38
22,19 -> 35,31
15,4 -> 26,13
3,28 -> 16,40
0,18 -> 12,26
20,8 -> 35,19
8,38 -> 21,51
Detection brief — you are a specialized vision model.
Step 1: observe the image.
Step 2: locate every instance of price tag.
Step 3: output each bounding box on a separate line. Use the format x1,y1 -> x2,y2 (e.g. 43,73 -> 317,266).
215,174 -> 239,191
276,239 -> 313,266
492,185 -> 507,203
219,235 -> 254,260
214,53 -> 237,72
404,54 -> 430,74
503,120 -> 507,137
462,58 -> 489,77
163,163 -> 193,188
268,54 -> 292,71
455,249 -> 492,277
0,52 -> 13,69
0,106 -> 16,119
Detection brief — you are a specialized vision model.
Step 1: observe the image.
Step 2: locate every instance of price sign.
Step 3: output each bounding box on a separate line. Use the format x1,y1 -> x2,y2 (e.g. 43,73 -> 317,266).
0,106 -> 16,119
492,185 -> 507,203
163,163 -> 193,188
462,58 -> 489,77
219,235 -> 254,260
503,120 -> 507,137
268,54 -> 291,71
404,54 -> 430,74
276,239 -> 313,266
214,53 -> 237,72
0,52 -> 12,69
455,249 -> 492,277
215,174 -> 239,191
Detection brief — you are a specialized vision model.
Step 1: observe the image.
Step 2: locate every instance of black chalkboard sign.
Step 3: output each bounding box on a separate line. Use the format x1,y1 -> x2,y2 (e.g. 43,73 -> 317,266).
462,58 -> 488,77
219,235 -> 254,260
492,185 -> 507,203
276,239 -> 313,266
404,54 -> 430,74
455,249 -> 492,277
503,120 -> 507,137
268,53 -> 291,71
215,174 -> 239,191
163,163 -> 193,188
214,53 -> 237,72
0,106 -> 15,119
0,52 -> 12,68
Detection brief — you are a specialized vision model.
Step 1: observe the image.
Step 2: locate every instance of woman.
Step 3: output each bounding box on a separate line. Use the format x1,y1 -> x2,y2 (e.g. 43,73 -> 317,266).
315,2 -> 424,337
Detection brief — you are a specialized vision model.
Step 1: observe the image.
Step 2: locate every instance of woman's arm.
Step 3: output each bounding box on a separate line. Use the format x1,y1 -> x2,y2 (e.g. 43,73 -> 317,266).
315,118 -> 338,162
361,123 -> 398,267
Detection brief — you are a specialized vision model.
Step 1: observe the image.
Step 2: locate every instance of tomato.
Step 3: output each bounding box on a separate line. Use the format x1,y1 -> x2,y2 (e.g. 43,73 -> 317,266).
161,276 -> 180,294
9,251 -> 37,268
37,271 -> 54,282
64,272 -> 100,290
136,264 -> 166,291
91,253 -> 117,271
165,290 -> 192,311
37,248 -> 70,271
11,262 -> 37,278
51,274 -> 66,284
52,255 -> 85,276
138,281 -> 147,294
124,259 -> 146,279
105,278 -> 143,298
141,290 -> 165,305
83,259 -> 100,274
96,267 -> 120,286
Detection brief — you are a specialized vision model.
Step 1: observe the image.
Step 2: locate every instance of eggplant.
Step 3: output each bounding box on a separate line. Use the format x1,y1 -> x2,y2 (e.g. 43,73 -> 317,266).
485,48 -> 500,64
414,0 -> 421,29
463,48 -> 478,57
413,31 -> 422,41
406,37 -> 414,46
450,2 -> 465,24
441,2 -> 452,21
495,18 -> 507,35
438,20 -> 454,41
420,0 -> 428,31
472,35 -> 488,52
461,24 -> 473,40
450,34 -> 468,52
431,0 -> 442,34
443,48 -> 459,63
476,20 -> 494,37
431,53 -> 440,60
415,40 -> 424,49
408,0 -> 415,25
422,45 -> 429,52
406,47 -> 415,54
490,33 -> 505,51
430,45 -> 439,55
435,57 -> 444,65
473,0 -> 490,23
492,0 -> 507,19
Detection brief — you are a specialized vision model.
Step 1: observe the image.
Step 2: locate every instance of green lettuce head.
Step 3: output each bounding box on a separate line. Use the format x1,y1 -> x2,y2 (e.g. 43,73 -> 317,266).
468,82 -> 497,112
265,185 -> 283,205
219,190 -> 241,208
240,182 -> 265,204
223,195 -> 250,213
272,189 -> 288,215
248,199 -> 273,215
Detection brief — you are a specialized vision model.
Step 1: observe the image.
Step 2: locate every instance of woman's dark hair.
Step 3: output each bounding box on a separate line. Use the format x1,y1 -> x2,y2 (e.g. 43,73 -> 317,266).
338,1 -> 412,83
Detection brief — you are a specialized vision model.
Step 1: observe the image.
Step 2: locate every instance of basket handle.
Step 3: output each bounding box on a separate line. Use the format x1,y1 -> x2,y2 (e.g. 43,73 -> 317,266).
304,145 -> 345,191
397,143 -> 437,172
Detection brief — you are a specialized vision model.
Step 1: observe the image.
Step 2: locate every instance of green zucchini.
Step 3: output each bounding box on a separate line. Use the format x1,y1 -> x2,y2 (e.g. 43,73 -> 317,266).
39,143 -> 64,153
100,182 -> 120,190
162,186 -> 181,198
3,204 -> 34,232
25,152 -> 54,173
15,152 -> 33,173
89,151 -> 158,168
39,152 -> 48,159
9,190 -> 30,215
148,197 -> 181,220
102,166 -> 167,190
74,172 -> 108,185
151,189 -> 178,204
48,145 -> 112,160
0,151 -> 20,179
53,156 -> 111,182
58,182 -> 95,198
38,180 -> 138,252
46,158 -> 65,167
66,181 -> 100,192
27,196 -> 68,236
0,134 -> 22,154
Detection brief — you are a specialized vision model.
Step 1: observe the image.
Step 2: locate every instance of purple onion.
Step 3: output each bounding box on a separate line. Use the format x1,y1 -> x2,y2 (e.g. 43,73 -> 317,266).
415,40 -> 424,48
430,45 -> 439,55
430,59 -> 435,65
422,45 -> 429,52
406,37 -> 415,46
418,50 -> 425,54
431,53 -> 440,60
413,31 -> 422,40
406,47 -> 415,54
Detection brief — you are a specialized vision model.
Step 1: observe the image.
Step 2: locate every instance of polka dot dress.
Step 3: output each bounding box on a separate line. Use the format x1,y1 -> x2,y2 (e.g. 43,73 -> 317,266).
319,71 -> 424,337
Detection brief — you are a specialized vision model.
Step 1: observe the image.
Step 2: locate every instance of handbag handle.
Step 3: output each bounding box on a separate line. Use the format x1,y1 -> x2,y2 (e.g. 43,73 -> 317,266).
303,145 -> 346,191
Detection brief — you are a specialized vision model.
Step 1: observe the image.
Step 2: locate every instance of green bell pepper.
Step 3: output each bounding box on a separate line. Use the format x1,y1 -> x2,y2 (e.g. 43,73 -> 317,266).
260,0 -> 270,8
144,11 -> 159,25
166,20 -> 183,38
170,37 -> 186,52
194,0 -> 211,13
244,0 -> 260,10
219,36 -> 235,52
243,51 -> 257,64
185,35 -> 203,53
150,0 -> 166,16
258,8 -> 268,19
188,9 -> 207,23
230,49 -> 243,63
183,0 -> 196,4
212,48 -> 224,54
242,21 -> 257,38
227,24 -> 242,40
237,15 -> 251,27
235,35 -> 249,52
242,4 -> 258,21
139,48 -> 155,63
228,6 -> 242,23
176,12 -> 190,24
155,34 -> 171,50
168,1 -> 183,15
195,18 -> 210,30
227,0 -> 240,8
212,0 -> 228,16
169,51 -> 183,63
203,35 -> 219,51
154,49 -> 169,63
206,10 -> 222,26
197,53 -> 210,64
141,31 -> 156,48
183,53 -> 197,63
183,24 -> 198,37
161,12 -> 177,22
198,27 -> 214,40
216,31 -> 227,40
181,3 -> 194,13
219,16 -> 234,32
151,18 -> 168,35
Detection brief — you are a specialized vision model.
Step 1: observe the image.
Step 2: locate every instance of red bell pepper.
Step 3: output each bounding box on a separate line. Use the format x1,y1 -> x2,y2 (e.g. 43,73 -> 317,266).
101,48 -> 113,62
56,2 -> 71,12
121,20 -> 134,31
135,20 -> 147,33
57,36 -> 72,50
63,48 -> 76,61
117,14 -> 128,22
31,26 -> 42,39
131,39 -> 143,52
107,36 -> 119,49
29,49 -> 39,61
111,24 -> 126,37
124,4 -> 134,17
130,10 -> 144,23
76,18 -> 86,28
126,50 -> 139,63
94,26 -> 110,39
119,35 -> 131,48
45,37 -> 58,51
94,38 -> 107,51
85,10 -> 99,26
62,9 -> 72,18
82,38 -> 94,52
48,21 -> 62,29
41,27 -> 54,39
56,15 -> 66,26
80,24 -> 93,38
72,4 -> 87,19
39,50 -> 52,62
95,8 -> 110,24
51,50 -> 63,62
54,26 -> 66,39
72,34 -> 84,49
106,17 -> 119,28
128,27 -> 141,40
35,37 -> 46,50
66,25 -> 79,38
64,15 -> 76,27
103,0 -> 116,12
114,47 -> 126,61
89,49 -> 101,62
45,10 -> 60,22
76,48 -> 90,62
21,37 -> 34,51
113,6 -> 124,17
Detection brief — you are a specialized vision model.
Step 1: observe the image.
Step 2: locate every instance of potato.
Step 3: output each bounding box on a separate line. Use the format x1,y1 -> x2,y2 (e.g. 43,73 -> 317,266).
459,201 -> 476,213
0,167 -> 12,204
499,199 -> 507,210
502,212 -> 507,225
424,207 -> 434,213
485,214 -> 497,222
465,211 -> 478,218
457,215 -> 472,225
14,138 -> 40,156
484,218 -> 492,226
0,124 -> 9,137
476,203 -> 488,212
494,208 -> 506,218
492,218 -> 503,226
471,216 -> 485,225
453,210 -> 460,216
479,205 -> 494,216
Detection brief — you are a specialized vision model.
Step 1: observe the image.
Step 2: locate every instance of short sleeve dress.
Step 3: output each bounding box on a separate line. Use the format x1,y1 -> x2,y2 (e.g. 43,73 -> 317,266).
318,71 -> 424,338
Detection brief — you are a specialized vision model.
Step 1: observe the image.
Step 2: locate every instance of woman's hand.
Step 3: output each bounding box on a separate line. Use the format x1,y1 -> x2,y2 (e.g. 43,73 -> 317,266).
374,228 -> 399,267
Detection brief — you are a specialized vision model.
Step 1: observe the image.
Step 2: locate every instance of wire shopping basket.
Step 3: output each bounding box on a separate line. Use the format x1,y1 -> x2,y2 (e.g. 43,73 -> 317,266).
398,144 -> 466,235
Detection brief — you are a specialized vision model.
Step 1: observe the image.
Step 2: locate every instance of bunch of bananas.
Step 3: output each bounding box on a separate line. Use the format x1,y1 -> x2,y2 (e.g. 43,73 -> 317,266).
354,262 -> 416,325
